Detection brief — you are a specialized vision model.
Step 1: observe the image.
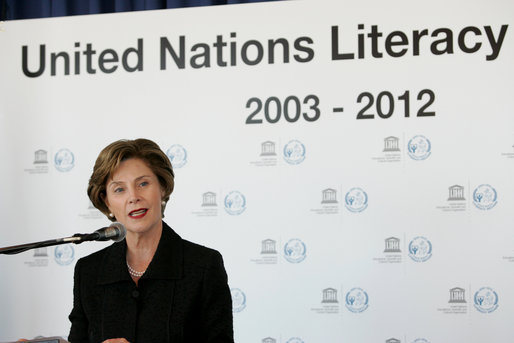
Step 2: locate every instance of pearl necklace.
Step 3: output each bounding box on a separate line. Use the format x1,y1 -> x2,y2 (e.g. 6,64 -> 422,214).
126,261 -> 146,278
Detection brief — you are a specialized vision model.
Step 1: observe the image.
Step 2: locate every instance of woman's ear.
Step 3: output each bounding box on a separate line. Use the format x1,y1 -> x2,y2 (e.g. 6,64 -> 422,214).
102,193 -> 110,211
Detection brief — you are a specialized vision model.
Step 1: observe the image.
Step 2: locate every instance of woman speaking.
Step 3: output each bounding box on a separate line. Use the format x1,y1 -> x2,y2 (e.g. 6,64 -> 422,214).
68,139 -> 234,343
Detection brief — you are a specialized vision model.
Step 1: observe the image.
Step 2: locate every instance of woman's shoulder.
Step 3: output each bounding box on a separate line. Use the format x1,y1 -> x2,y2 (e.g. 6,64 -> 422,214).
182,238 -> 220,257
179,238 -> 225,271
164,222 -> 223,264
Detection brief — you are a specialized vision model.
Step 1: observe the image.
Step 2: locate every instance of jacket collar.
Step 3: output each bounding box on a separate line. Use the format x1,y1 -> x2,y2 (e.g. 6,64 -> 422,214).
97,221 -> 183,285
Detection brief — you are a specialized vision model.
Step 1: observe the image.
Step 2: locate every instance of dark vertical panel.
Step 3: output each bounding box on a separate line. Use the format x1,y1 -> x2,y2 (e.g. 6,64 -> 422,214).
7,0 -> 52,20
0,0 -> 8,20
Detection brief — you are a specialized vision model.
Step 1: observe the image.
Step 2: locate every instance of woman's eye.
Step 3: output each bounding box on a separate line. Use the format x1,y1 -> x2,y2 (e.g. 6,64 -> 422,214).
114,187 -> 124,193
140,181 -> 149,187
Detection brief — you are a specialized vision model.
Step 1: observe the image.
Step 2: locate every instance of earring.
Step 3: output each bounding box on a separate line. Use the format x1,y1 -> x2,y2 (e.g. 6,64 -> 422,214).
109,213 -> 114,218
161,200 -> 166,206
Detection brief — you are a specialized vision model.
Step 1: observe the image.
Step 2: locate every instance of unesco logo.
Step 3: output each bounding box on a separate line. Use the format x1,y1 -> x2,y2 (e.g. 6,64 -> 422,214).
201,192 -> 217,207
231,288 -> 246,313
407,135 -> 431,160
344,187 -> 368,212
321,288 -> 338,303
472,184 -> 498,210
474,287 -> 499,313
345,287 -> 369,313
166,144 -> 187,168
448,185 -> 465,201
283,239 -> 307,263
384,237 -> 401,253
260,141 -> 277,156
224,191 -> 246,215
408,237 -> 432,262
283,140 -> 306,165
54,148 -> 75,172
383,136 -> 400,152
33,149 -> 48,164
54,245 -> 75,266
261,239 -> 277,254
449,287 -> 466,303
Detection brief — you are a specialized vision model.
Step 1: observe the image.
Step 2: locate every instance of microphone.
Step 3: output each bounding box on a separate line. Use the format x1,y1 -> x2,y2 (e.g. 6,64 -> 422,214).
0,222 -> 127,255
90,222 -> 127,242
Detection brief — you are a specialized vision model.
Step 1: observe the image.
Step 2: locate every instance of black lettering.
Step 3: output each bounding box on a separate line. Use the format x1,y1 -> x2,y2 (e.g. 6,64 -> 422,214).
83,43 -> 97,74
122,38 -> 143,72
50,52 -> 70,76
22,45 -> 45,78
98,49 -> 119,73
413,29 -> 428,56
191,43 -> 211,68
368,25 -> 383,58
458,26 -> 482,54
230,32 -> 237,66
431,28 -> 453,55
241,40 -> 263,65
385,31 -> 408,57
484,24 -> 508,61
213,35 -> 227,67
357,24 -> 365,59
268,38 -> 289,64
160,36 -> 185,70
74,42 -> 80,75
331,26 -> 354,60
293,37 -> 314,62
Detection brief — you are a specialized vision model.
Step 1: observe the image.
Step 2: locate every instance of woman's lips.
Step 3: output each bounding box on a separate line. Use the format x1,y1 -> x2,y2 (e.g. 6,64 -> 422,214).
128,208 -> 148,219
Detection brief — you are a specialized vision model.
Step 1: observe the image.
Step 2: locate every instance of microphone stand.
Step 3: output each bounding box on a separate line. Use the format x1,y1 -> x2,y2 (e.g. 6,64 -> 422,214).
0,233 -> 99,255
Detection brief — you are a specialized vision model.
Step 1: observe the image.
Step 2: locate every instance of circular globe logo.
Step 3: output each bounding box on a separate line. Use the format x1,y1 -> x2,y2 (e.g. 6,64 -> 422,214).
54,148 -> 75,172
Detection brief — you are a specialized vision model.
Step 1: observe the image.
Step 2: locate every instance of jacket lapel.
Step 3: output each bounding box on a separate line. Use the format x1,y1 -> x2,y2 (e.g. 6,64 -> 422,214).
143,222 -> 183,281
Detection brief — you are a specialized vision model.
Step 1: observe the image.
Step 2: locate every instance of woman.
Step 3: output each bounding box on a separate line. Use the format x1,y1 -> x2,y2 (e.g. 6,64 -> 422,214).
68,139 -> 234,343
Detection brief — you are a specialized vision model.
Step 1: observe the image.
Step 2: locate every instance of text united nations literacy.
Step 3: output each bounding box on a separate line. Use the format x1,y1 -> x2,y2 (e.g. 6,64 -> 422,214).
21,24 -> 509,77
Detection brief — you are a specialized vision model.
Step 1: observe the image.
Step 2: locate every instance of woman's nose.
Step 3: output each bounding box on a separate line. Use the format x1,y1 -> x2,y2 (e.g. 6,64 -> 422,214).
128,188 -> 140,203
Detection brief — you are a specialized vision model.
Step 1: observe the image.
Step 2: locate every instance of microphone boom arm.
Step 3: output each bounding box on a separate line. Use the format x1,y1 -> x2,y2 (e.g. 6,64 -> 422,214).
0,224 -> 124,255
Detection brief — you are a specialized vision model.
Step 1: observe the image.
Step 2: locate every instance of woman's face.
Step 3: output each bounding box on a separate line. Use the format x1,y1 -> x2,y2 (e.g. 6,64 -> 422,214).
104,158 -> 164,236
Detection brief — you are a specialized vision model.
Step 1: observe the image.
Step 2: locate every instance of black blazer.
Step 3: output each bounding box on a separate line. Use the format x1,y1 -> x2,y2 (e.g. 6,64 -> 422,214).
68,222 -> 234,343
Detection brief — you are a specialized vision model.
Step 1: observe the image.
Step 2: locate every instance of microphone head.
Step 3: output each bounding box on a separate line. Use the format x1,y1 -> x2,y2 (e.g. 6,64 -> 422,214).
109,222 -> 127,242
94,222 -> 127,242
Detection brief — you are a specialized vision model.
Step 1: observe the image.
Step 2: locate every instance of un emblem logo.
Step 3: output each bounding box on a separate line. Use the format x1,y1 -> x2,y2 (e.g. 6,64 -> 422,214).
224,191 -> 246,215
166,144 -> 187,168
407,135 -> 431,160
344,187 -> 368,212
54,245 -> 75,266
54,148 -> 75,172
283,239 -> 306,263
345,287 -> 369,313
283,140 -> 306,165
231,288 -> 246,313
474,287 -> 499,313
472,184 -> 497,210
408,236 -> 432,262
286,338 -> 304,343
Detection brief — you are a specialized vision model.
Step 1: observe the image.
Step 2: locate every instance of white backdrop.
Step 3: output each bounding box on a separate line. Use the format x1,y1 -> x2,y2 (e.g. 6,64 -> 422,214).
0,0 -> 513,342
